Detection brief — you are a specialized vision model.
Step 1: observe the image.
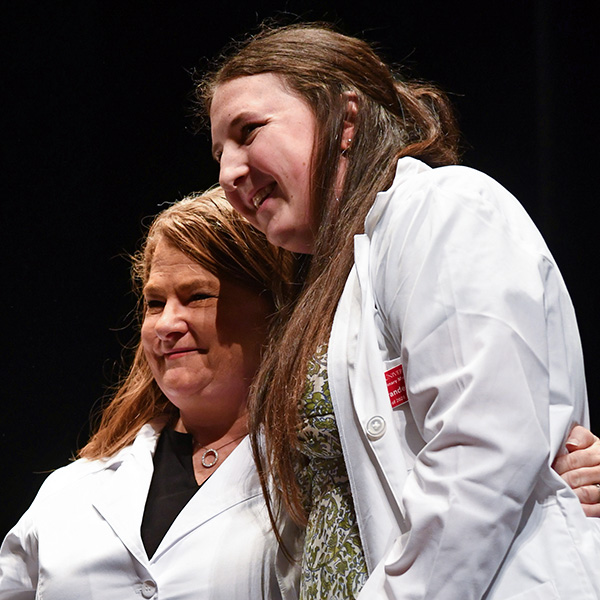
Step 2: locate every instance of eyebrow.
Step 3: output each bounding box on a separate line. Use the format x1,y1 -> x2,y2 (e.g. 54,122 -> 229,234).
143,277 -> 219,297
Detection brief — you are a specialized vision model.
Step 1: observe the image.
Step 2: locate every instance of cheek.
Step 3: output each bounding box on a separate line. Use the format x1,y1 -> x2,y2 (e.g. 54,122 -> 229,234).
225,192 -> 248,217
140,320 -> 156,359
224,189 -> 253,220
280,144 -> 313,209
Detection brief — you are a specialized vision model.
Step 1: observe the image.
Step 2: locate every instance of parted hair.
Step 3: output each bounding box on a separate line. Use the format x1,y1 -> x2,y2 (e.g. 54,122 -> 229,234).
197,23 -> 461,527
79,187 -> 294,460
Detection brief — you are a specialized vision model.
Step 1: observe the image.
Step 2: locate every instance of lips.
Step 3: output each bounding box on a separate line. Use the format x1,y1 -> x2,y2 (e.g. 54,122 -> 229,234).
252,182 -> 276,209
163,348 -> 198,360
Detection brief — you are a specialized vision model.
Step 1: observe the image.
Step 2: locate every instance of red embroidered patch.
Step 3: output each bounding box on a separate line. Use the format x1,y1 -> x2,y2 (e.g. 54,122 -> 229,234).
385,363 -> 408,408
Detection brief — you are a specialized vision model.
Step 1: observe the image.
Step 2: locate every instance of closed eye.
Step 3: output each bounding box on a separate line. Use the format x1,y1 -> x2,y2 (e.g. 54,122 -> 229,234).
241,122 -> 263,142
145,299 -> 164,312
189,293 -> 215,302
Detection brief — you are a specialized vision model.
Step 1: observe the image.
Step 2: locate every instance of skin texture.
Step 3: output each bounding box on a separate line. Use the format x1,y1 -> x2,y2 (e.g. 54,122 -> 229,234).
141,239 -> 272,457
210,73 -> 318,254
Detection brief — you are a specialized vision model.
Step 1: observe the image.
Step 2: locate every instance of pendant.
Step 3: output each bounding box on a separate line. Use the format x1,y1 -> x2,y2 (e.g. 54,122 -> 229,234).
201,448 -> 219,468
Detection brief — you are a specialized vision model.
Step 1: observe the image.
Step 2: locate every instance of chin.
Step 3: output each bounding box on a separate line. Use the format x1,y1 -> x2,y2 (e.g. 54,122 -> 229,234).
267,229 -> 314,254
158,380 -> 210,405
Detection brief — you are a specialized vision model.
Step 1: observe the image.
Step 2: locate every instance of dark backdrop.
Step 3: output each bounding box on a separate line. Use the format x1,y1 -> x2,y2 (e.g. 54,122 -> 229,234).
2,1 -> 598,536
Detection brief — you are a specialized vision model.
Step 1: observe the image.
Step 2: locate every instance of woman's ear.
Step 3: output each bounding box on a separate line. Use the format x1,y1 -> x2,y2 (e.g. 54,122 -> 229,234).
340,92 -> 358,153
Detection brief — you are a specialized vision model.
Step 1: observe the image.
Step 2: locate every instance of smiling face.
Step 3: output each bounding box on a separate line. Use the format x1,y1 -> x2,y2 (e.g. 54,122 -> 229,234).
210,73 -> 318,254
141,238 -> 272,426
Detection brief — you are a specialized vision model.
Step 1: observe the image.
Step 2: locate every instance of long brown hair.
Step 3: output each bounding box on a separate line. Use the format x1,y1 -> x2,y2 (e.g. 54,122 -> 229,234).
80,187 -> 294,459
197,23 -> 461,526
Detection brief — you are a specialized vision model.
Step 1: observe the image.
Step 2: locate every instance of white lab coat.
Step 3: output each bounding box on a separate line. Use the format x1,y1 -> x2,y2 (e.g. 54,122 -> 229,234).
0,422 -> 300,600
328,157 -> 600,599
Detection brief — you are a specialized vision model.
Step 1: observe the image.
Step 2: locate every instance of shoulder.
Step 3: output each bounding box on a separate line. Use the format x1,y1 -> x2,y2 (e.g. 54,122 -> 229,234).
0,458 -> 108,548
366,157 -> 548,258
370,158 -> 519,221
27,455 -> 113,509
30,422 -> 161,507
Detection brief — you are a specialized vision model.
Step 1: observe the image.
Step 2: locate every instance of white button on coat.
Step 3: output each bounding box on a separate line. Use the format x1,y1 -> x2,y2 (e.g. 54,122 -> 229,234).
366,416 -> 386,440
141,580 -> 156,598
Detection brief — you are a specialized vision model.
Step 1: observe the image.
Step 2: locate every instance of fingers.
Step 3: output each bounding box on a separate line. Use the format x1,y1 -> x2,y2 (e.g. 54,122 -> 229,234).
582,503 -> 600,518
552,426 -> 600,516
553,442 -> 600,475
556,464 -> 600,490
571,481 -> 600,504
552,453 -> 570,476
565,425 -> 599,452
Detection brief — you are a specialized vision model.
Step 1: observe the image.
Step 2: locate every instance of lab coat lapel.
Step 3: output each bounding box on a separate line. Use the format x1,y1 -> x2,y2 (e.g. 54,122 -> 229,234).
92,425 -> 159,567
151,437 -> 260,560
352,234 -> 409,512
328,233 -> 409,571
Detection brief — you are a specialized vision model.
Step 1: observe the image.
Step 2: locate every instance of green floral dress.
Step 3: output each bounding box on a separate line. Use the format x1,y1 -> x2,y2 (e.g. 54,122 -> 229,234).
297,346 -> 368,599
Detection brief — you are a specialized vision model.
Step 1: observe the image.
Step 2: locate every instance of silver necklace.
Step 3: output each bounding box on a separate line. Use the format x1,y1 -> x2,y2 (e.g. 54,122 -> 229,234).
195,432 -> 247,468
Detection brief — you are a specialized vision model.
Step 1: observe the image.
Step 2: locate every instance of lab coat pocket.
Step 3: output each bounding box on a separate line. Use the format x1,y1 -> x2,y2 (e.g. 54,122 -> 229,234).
502,580 -> 559,600
384,357 -> 424,469
383,356 -> 408,409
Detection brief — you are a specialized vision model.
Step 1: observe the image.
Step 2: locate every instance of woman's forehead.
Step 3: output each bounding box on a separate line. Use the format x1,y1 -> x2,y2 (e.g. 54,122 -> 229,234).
211,73 -> 289,114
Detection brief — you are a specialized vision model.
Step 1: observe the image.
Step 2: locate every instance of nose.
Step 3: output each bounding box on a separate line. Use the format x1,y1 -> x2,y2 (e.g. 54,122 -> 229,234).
218,145 -> 250,194
154,300 -> 188,341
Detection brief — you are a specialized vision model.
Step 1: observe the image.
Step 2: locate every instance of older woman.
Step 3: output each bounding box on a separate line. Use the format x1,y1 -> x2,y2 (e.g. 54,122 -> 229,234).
204,23 -> 600,600
0,189 -> 300,600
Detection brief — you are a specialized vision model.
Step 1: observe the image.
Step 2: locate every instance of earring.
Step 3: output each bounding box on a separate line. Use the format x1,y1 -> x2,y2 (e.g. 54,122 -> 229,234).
341,138 -> 352,156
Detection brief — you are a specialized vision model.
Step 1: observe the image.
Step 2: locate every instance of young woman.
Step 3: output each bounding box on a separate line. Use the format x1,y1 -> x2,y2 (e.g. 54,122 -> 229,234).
203,23 -> 600,599
0,190 -> 300,600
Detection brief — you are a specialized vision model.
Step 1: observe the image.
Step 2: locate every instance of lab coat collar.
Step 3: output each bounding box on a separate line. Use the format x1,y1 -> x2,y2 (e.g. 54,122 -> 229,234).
365,157 -> 431,236
91,422 -> 162,567
327,233 -> 410,573
91,423 -> 262,566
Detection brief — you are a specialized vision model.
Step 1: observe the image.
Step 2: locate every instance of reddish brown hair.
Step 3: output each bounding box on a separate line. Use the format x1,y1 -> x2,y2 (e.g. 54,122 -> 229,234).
80,188 -> 294,459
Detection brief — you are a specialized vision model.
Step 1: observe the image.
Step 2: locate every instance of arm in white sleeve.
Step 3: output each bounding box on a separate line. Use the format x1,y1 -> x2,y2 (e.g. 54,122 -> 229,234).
0,512 -> 38,599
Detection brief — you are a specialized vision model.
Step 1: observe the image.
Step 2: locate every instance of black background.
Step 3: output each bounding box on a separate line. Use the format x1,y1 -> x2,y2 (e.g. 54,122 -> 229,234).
2,1 -> 598,536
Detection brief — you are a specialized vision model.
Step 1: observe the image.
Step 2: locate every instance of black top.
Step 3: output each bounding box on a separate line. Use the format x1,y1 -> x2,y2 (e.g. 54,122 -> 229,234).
140,429 -> 200,559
